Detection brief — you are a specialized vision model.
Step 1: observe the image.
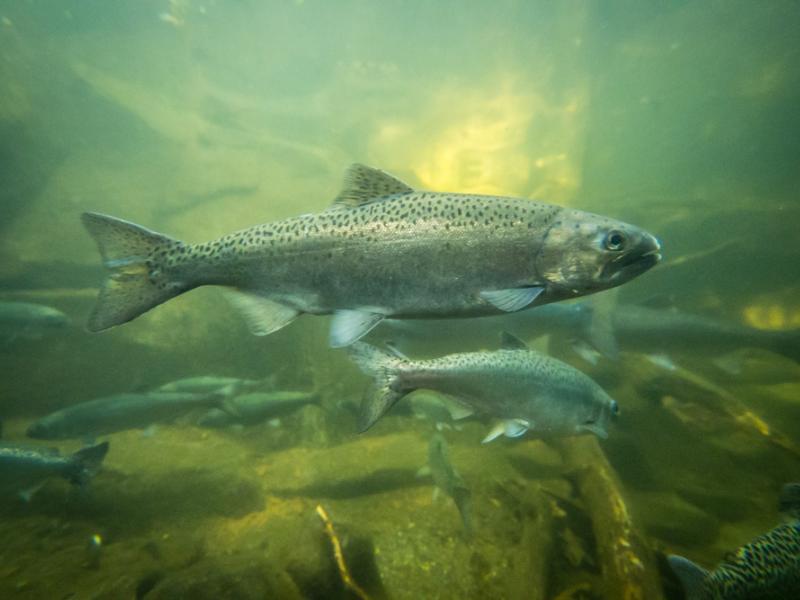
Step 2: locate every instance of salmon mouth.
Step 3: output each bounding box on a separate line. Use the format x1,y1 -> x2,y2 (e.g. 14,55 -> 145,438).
604,241 -> 662,282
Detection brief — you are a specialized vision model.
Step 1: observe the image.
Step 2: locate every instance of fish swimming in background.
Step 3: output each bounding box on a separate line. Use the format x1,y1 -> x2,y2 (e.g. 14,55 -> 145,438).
348,332 -> 619,442
0,441 -> 109,501
408,391 -> 475,430
372,302 -> 591,356
195,390 -> 319,428
420,433 -> 473,537
155,374 -> 273,396
375,300 -> 800,364
26,392 -> 229,440
0,301 -> 69,342
668,483 -> 800,599
81,163 -> 660,347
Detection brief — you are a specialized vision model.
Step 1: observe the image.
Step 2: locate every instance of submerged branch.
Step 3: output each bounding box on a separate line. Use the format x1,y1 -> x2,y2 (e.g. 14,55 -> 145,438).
316,504 -> 370,600
557,436 -> 664,600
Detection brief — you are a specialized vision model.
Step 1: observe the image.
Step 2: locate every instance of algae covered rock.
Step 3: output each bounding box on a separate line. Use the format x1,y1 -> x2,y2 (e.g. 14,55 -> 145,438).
142,557 -> 302,600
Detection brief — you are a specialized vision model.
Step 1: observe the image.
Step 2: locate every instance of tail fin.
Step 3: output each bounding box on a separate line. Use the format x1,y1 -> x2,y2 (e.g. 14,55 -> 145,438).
68,441 -> 110,486
81,212 -> 188,332
348,342 -> 409,432
667,555 -> 707,600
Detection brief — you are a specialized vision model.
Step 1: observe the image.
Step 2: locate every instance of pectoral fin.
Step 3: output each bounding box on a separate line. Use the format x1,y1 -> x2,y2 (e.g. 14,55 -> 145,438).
481,286 -> 544,312
481,419 -> 531,444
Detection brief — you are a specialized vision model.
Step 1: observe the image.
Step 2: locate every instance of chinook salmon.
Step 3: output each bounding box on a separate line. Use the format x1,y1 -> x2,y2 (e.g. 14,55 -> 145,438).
348,332 -> 619,441
668,483 -> 800,599
26,392 -> 228,440
82,164 -> 660,347
0,441 -> 109,500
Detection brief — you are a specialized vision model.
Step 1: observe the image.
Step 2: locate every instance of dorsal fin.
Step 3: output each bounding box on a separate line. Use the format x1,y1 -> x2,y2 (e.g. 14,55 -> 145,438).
500,331 -> 528,350
330,164 -> 414,209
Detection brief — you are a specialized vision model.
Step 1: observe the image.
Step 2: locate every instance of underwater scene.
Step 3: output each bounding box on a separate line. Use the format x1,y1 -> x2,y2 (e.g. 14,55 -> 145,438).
1,1 -> 799,598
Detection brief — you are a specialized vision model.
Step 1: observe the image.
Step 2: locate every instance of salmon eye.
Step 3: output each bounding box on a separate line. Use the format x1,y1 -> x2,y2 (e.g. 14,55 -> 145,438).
604,231 -> 626,251
610,400 -> 619,415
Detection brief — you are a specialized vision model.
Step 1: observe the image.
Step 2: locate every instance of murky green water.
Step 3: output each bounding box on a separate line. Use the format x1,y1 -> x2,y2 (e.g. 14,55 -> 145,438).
1,1 -> 799,598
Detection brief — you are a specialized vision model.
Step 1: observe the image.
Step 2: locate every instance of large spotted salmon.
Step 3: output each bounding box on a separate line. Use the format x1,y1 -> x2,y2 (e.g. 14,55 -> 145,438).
82,164 -> 660,347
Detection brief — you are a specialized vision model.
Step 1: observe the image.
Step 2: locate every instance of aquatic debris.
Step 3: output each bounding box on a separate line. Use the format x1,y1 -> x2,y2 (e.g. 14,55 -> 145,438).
81,163 -> 660,346
640,354 -> 800,458
502,482 -> 557,600
669,483 -> 800,599
557,436 -> 664,600
315,504 -> 370,600
349,333 -> 618,442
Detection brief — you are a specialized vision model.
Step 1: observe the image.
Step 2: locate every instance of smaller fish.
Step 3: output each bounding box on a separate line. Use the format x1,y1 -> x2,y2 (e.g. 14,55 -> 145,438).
668,483 -> 800,599
0,441 -> 109,500
196,391 -> 319,428
0,301 -> 69,341
713,349 -> 800,385
348,332 -> 618,442
409,392 -> 474,430
373,302 -> 591,356
156,375 -> 272,396
423,433 -> 472,537
26,392 -> 230,440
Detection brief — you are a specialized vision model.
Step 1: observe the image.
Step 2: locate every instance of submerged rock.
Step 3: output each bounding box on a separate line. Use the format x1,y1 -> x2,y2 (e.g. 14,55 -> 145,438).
142,557 -> 303,600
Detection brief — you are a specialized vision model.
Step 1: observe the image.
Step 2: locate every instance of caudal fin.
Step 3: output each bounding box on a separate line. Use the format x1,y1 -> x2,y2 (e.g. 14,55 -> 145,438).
68,441 -> 110,486
667,555 -> 708,600
81,212 -> 188,331
348,342 -> 409,432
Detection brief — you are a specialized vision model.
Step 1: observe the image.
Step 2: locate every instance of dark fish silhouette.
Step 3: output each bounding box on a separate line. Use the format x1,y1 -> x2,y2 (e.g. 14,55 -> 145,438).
669,483 -> 800,599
